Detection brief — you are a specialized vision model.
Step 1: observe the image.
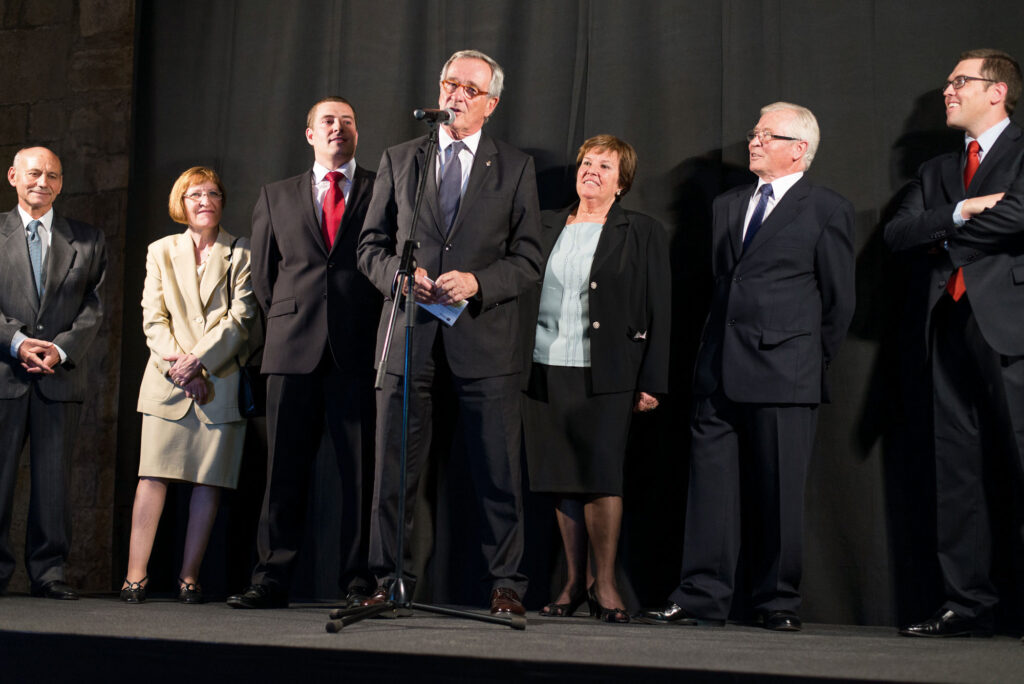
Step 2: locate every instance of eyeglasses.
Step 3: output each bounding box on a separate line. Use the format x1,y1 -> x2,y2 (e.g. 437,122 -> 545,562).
746,129 -> 801,144
440,79 -> 489,100
184,190 -> 223,201
941,75 -> 997,92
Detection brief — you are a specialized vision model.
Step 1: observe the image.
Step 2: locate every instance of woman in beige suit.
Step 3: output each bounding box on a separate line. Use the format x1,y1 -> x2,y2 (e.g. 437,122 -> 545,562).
120,166 -> 257,604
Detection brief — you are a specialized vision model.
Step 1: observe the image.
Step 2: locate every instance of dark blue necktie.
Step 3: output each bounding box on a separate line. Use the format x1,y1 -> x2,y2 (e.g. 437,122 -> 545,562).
438,141 -> 466,232
26,219 -> 44,297
743,183 -> 773,251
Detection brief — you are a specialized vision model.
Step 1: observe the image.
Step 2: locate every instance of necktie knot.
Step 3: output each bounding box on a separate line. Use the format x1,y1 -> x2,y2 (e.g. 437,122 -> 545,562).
760,183 -> 774,199
325,170 -> 343,185
27,219 -> 41,240
445,141 -> 466,165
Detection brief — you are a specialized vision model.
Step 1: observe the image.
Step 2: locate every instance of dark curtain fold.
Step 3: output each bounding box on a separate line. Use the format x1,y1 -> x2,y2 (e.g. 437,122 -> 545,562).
116,0 -> 1024,625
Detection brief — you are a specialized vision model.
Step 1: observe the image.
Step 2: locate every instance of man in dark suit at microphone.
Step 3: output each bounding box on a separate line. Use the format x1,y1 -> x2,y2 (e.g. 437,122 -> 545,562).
358,49 -> 542,616
641,102 -> 855,631
228,97 -> 380,609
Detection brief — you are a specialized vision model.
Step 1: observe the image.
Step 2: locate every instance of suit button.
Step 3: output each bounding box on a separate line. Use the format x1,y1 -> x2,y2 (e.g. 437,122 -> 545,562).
592,321 -> 600,329
728,319 -> 736,326
327,261 -> 334,269
193,316 -> 203,324
36,324 -> 44,331
938,280 -> 947,289
323,292 -> 327,299
590,281 -> 597,290
733,276 -> 742,283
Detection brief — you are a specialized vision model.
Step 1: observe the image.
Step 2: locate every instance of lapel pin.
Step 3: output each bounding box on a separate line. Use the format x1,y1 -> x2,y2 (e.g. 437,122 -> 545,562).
485,160 -> 492,167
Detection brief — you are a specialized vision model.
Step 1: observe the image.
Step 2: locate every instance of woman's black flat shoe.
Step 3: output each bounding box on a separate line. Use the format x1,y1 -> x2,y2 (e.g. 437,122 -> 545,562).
120,576 -> 147,604
178,578 -> 204,604
539,585 -> 590,617
588,587 -> 630,624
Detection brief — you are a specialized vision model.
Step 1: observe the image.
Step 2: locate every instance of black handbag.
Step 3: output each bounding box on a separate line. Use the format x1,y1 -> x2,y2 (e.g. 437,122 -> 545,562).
227,238 -> 266,418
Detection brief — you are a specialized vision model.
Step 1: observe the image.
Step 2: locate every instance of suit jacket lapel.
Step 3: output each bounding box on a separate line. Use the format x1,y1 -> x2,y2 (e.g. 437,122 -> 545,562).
541,206 -> 573,256
171,231 -> 202,313
199,229 -> 232,308
742,177 -> 810,258
298,173 -> 328,256
726,188 -> 749,263
971,124 -> 1022,192
590,203 -> 628,274
416,140 -> 445,237
448,134 -> 497,241
39,215 -> 76,312
2,210 -> 40,310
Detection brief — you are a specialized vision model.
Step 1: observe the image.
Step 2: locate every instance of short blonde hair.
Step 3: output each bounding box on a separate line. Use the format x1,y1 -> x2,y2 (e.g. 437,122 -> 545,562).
168,166 -> 226,224
576,134 -> 638,199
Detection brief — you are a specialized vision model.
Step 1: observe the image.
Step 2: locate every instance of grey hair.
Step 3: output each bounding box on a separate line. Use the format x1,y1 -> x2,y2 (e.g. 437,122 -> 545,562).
760,102 -> 820,170
440,49 -> 504,99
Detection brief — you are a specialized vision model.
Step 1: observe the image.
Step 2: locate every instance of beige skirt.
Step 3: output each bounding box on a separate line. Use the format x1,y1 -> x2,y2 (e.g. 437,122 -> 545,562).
139,409 -> 246,489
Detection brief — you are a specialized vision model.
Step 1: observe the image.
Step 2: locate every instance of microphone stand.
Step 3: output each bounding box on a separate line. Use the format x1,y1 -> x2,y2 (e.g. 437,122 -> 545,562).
326,116 -> 525,632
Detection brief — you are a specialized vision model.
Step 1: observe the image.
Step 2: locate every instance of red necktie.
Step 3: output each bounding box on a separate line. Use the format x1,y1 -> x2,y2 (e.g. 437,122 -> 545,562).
321,170 -> 346,248
946,140 -> 980,301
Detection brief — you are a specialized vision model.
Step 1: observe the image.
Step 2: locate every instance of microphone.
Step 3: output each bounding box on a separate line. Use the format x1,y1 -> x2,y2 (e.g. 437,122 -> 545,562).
413,108 -> 455,124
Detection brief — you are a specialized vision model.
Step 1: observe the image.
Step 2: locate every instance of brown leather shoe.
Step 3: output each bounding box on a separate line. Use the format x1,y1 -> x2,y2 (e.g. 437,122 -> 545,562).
490,587 -> 525,616
360,585 -> 389,607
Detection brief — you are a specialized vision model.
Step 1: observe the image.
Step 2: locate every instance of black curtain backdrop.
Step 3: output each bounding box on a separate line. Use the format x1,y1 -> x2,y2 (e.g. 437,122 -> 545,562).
116,0 -> 1024,626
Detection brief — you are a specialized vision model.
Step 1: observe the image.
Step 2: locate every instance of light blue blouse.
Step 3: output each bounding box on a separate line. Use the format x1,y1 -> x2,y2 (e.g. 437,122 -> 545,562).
533,221 -> 603,367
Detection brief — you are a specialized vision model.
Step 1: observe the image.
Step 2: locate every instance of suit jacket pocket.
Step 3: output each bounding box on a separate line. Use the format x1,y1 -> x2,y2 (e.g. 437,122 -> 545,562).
267,297 -> 296,318
760,328 -> 811,348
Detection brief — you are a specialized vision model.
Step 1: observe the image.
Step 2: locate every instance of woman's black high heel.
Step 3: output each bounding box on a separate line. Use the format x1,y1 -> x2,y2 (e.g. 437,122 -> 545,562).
588,586 -> 630,623
178,577 -> 204,604
539,585 -> 590,617
120,576 -> 147,604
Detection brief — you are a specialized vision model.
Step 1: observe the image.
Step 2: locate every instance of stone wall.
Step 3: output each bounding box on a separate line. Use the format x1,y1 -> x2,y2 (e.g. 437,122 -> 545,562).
0,0 -> 133,592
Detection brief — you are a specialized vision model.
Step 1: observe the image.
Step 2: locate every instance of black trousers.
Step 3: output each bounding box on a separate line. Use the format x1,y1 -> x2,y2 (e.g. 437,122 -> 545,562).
369,331 -> 527,597
0,385 -> 81,591
251,348 -> 375,597
672,390 -> 817,620
931,294 -> 1024,620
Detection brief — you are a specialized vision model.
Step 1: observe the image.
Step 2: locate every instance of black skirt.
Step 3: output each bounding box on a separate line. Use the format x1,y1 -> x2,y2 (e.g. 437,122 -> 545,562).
522,363 -> 634,496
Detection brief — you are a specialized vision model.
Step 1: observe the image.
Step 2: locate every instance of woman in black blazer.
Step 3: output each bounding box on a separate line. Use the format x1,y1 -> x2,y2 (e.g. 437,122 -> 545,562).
522,135 -> 670,623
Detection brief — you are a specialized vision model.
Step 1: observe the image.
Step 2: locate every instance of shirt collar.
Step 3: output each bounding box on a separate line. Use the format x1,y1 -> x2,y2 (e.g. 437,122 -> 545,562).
17,206 -> 54,232
967,117 -> 1011,155
438,126 -> 481,156
313,158 -> 356,183
754,171 -> 804,200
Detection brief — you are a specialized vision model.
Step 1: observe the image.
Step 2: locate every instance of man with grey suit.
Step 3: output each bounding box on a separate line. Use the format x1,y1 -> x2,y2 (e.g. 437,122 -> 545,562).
0,147 -> 107,599
358,50 -> 542,615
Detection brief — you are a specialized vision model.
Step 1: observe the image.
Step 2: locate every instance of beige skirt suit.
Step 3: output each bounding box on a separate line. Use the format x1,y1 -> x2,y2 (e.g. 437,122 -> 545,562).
136,228 -> 258,488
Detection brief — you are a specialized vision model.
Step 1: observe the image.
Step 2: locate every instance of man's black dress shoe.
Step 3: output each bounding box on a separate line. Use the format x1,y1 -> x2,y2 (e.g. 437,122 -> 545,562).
226,584 -> 287,609
899,609 -> 993,638
32,580 -> 79,600
638,602 -> 723,626
756,610 -> 802,631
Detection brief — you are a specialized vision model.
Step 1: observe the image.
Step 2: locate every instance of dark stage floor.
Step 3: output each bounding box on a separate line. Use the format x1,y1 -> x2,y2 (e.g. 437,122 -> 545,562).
0,594 -> 1021,683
